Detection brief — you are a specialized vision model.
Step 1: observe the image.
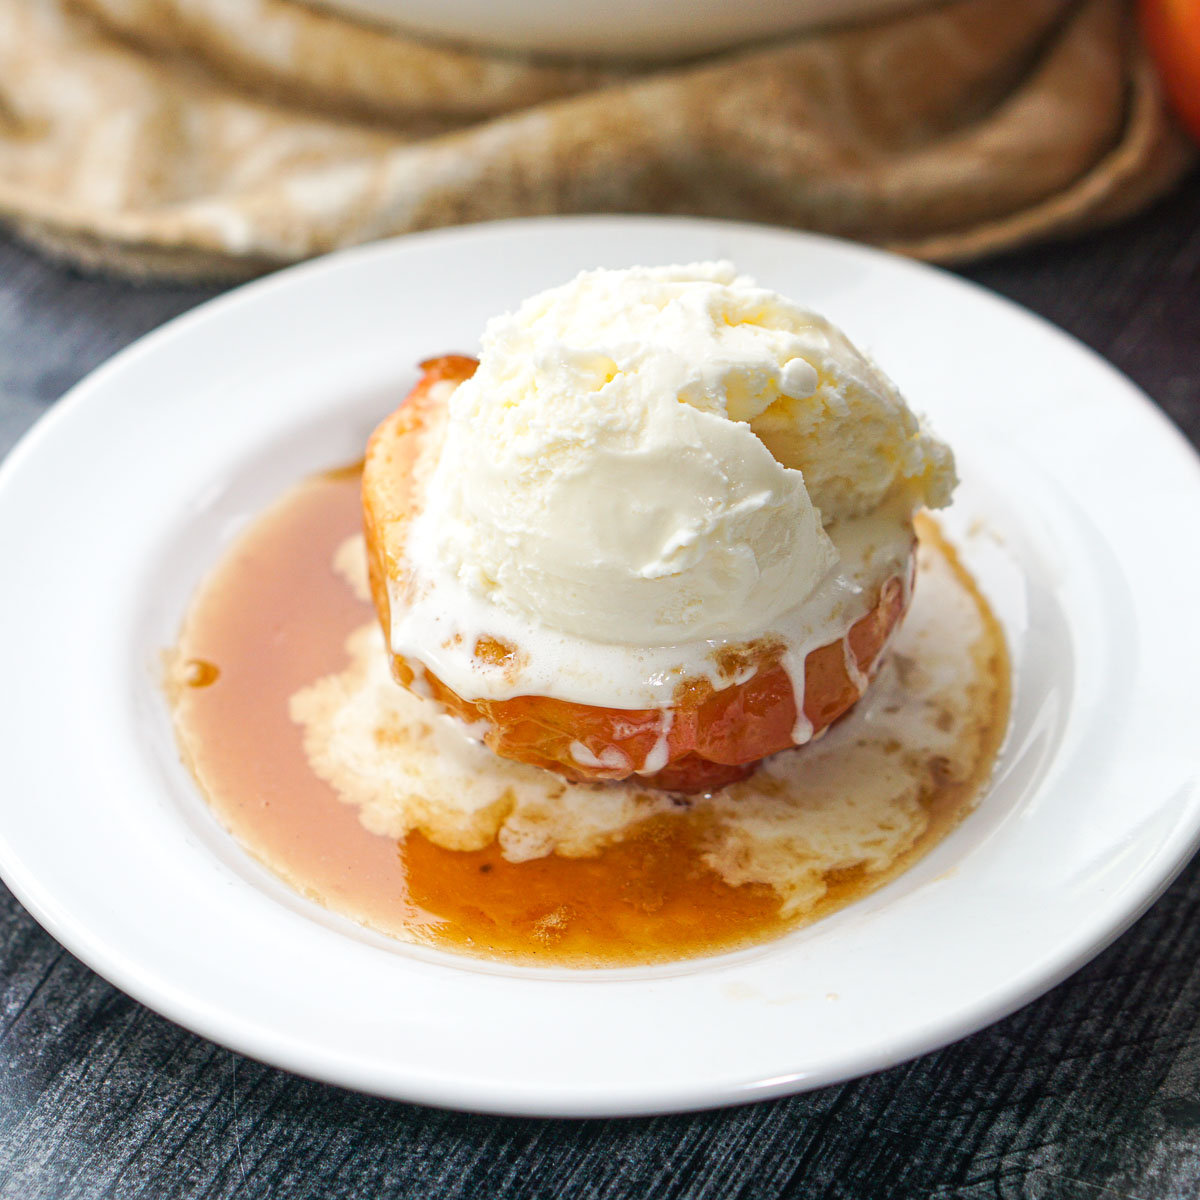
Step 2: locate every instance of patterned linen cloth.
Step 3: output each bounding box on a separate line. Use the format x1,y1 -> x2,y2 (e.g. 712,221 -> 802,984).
0,0 -> 1190,279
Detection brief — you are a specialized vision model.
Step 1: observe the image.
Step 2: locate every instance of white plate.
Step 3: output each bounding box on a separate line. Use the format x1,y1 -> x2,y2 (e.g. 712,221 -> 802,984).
1,217 -> 1198,1118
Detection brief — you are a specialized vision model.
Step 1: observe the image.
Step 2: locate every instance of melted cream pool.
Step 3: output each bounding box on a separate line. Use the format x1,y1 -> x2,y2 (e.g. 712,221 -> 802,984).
167,468 -> 1009,968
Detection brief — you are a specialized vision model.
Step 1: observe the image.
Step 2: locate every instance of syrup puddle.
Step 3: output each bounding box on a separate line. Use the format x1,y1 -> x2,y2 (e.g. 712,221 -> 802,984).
167,469 -> 1009,967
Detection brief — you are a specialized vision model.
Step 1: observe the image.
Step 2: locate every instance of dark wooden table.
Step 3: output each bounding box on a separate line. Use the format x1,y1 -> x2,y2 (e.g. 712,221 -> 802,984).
2,176 -> 1199,1199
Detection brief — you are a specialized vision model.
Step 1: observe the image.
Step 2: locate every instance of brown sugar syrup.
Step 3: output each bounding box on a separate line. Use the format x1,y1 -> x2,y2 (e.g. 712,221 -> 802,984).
168,468 -> 1010,968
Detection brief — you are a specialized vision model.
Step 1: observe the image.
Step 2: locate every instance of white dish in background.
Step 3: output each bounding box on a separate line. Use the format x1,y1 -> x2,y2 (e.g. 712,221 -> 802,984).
0,217 -> 1197,1117
311,0 -> 928,59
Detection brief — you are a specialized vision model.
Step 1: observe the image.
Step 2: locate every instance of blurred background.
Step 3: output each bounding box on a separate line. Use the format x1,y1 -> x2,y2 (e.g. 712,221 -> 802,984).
0,0 -> 1193,282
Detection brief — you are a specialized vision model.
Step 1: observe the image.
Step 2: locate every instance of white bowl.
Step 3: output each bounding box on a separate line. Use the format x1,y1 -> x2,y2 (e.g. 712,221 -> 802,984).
312,0 -> 927,60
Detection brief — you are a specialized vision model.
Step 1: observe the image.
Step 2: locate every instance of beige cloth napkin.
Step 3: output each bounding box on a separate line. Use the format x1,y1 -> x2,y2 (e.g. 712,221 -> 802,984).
0,0 -> 1191,280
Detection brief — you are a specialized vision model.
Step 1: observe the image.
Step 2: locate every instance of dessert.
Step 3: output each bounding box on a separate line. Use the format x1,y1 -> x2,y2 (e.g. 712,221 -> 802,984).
167,260 -> 1009,968
362,264 -> 956,792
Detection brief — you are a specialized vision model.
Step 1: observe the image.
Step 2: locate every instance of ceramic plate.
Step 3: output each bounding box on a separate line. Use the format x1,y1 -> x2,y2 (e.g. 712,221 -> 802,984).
1,218 -> 1198,1117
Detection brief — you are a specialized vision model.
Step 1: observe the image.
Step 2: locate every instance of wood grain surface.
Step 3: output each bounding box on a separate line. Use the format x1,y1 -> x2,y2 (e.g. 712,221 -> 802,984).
1,175 -> 1198,1199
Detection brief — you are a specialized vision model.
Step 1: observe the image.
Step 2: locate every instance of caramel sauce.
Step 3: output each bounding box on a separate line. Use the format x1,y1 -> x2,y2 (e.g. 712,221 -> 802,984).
169,471 -> 1009,968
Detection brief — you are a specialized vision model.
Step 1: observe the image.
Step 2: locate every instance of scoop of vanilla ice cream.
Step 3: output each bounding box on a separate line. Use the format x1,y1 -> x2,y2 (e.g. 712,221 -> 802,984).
423,262 -> 953,647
